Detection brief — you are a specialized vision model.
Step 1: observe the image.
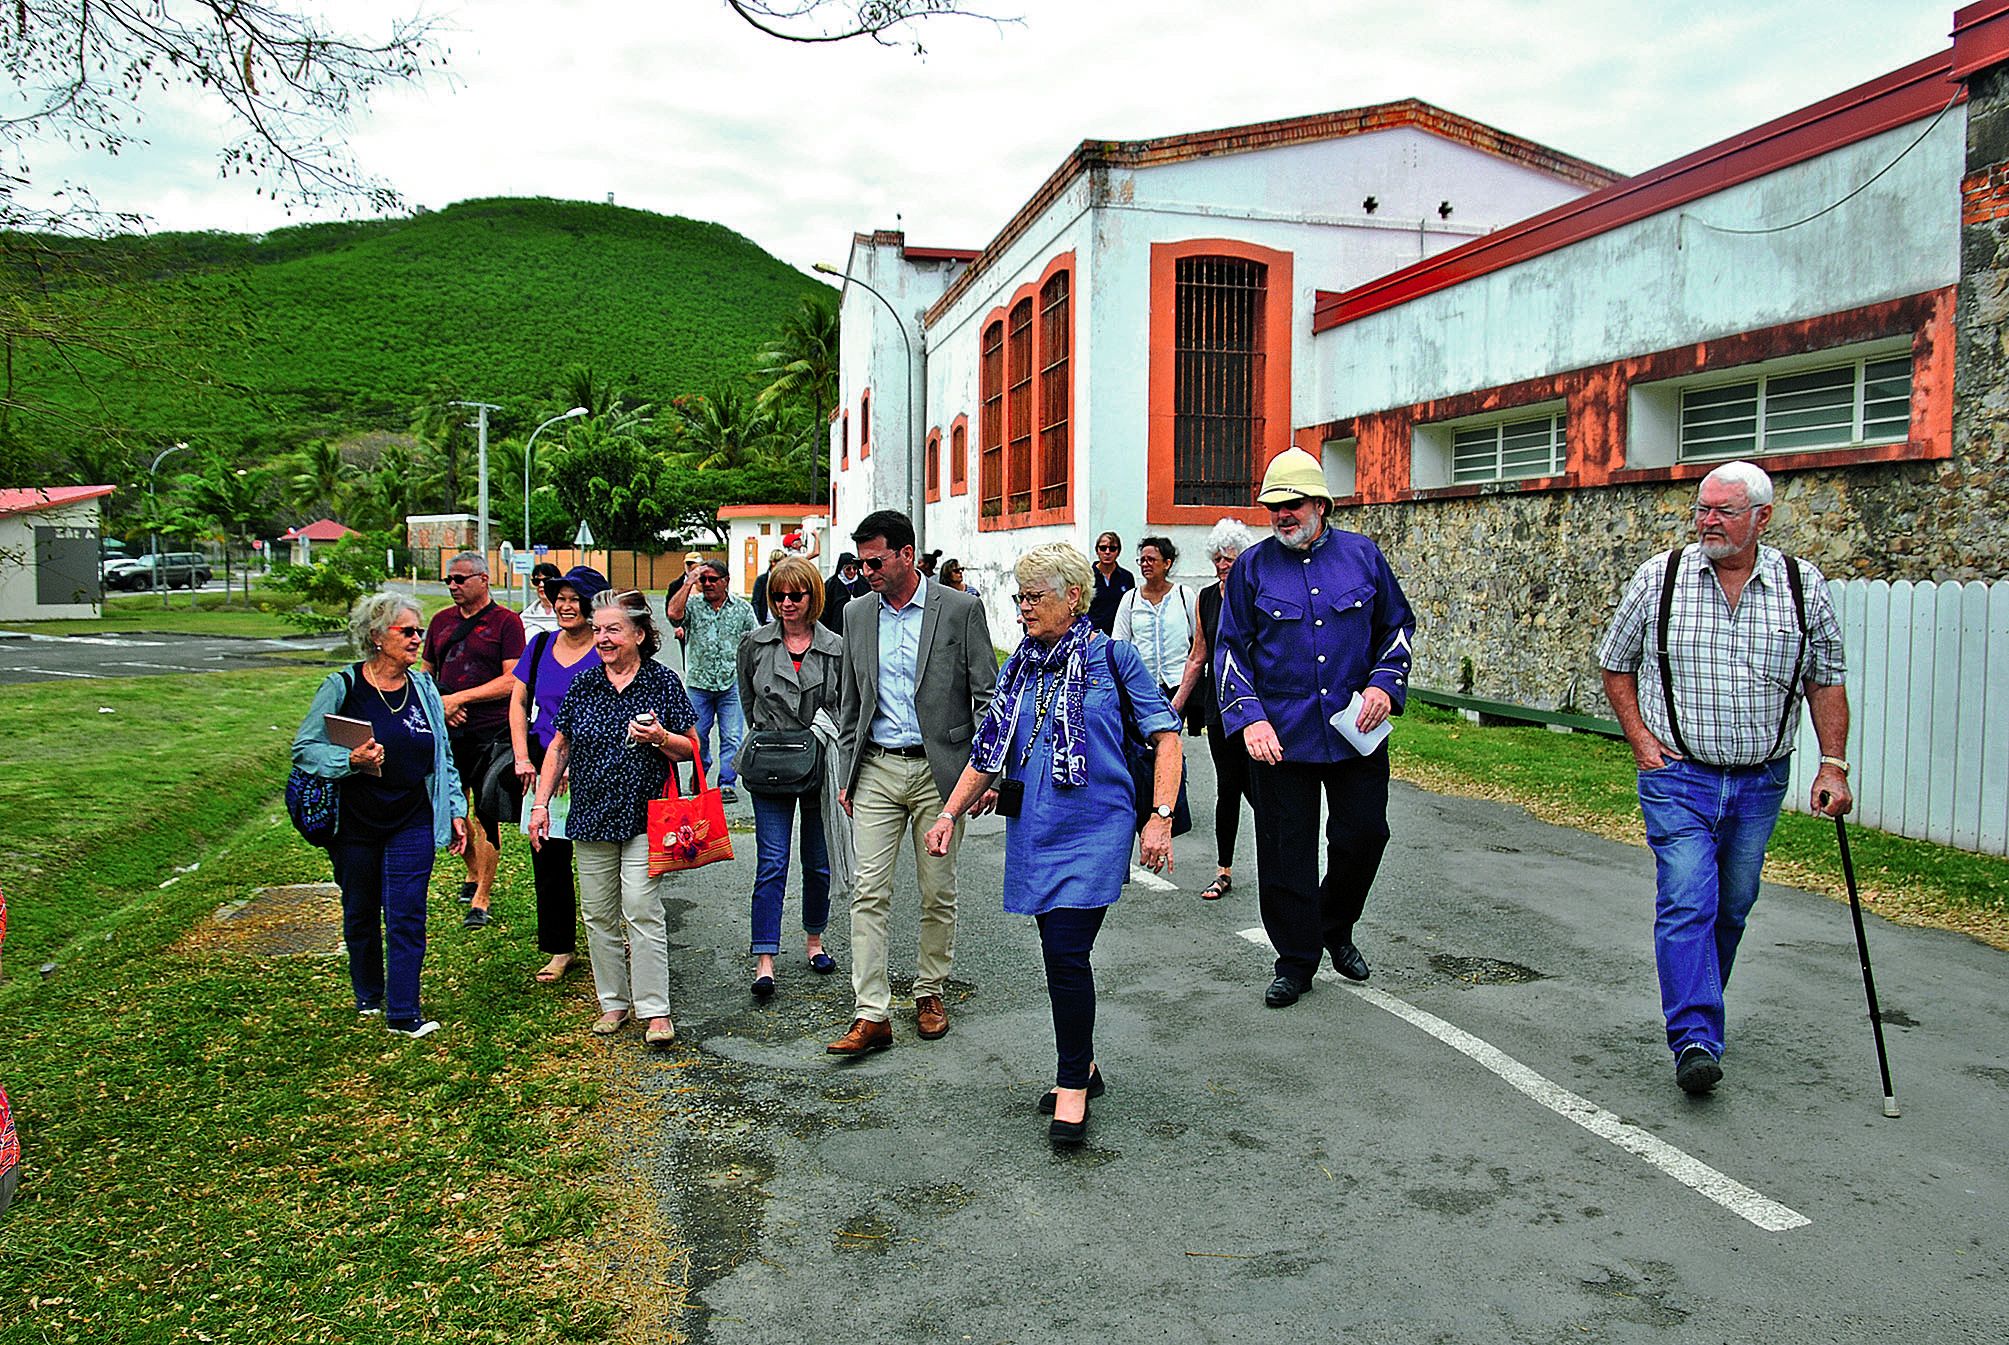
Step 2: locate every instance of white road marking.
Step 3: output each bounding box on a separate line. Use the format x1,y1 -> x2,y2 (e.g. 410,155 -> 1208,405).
9,667 -> 101,678
1236,927 -> 1811,1233
17,633 -> 168,647
104,661 -> 208,672
1128,865 -> 1178,892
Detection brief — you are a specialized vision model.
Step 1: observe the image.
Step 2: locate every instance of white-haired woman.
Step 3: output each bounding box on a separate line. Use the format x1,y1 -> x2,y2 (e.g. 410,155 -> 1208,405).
1182,518 -> 1258,901
293,591 -> 470,1038
925,543 -> 1182,1149
529,590 -> 696,1048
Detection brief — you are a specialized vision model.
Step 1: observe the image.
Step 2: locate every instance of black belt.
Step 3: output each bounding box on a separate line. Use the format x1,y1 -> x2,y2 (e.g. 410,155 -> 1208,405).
871,742 -> 928,759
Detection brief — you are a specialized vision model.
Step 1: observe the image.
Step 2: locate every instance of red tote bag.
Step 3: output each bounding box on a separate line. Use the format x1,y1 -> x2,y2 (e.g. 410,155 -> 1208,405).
647,731 -> 735,876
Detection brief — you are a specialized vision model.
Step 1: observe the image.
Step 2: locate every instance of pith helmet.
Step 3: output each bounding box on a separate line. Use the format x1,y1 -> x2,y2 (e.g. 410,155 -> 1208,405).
1255,448 -> 1332,505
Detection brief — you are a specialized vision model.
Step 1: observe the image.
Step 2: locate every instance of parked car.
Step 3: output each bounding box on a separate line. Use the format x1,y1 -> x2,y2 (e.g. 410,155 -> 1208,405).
104,552 -> 213,590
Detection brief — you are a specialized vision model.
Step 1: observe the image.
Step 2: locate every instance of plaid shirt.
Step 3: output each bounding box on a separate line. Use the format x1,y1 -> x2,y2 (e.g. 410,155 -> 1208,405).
1599,544 -> 1844,768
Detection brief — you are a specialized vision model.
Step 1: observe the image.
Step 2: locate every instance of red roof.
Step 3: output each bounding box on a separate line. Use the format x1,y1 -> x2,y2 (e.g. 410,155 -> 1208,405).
715,504 -> 829,519
1313,46 -> 1972,331
0,484 -> 116,519
280,518 -> 359,542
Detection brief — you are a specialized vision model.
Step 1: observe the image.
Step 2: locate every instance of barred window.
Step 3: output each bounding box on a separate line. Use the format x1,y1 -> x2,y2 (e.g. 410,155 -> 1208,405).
1453,412 -> 1567,484
1173,256 -> 1267,508
1006,297 -> 1035,516
1680,354 -> 1911,462
979,320 -> 1005,517
1038,271 -> 1071,513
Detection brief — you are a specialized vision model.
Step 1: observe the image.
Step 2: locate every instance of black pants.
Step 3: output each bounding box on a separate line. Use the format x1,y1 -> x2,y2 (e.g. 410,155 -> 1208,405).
1204,720 -> 1251,870
1248,750 -> 1390,983
529,836 -> 578,955
449,726 -> 509,847
1036,906 -> 1108,1089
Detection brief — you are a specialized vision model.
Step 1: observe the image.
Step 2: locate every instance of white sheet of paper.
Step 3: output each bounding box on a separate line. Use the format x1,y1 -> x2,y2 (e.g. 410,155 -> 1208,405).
522,788 -> 569,840
1329,691 -> 1392,755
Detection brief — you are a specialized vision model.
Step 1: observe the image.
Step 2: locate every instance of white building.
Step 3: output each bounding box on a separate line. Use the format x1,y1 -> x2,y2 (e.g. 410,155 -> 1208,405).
717,503 -> 828,598
827,101 -> 1616,611
0,485 -> 116,620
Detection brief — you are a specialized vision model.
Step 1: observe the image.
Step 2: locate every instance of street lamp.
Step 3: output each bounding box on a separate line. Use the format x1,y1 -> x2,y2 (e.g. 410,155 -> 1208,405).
147,441 -> 189,609
813,262 -> 922,555
525,407 -> 589,548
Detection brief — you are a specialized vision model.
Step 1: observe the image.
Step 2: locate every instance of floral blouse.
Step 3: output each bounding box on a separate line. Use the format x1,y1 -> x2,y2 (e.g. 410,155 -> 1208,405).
552,662 -> 698,842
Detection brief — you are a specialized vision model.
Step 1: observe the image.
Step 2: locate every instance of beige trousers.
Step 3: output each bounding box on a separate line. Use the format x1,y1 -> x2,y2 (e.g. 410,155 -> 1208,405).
575,834 -> 671,1019
849,750 -> 964,1022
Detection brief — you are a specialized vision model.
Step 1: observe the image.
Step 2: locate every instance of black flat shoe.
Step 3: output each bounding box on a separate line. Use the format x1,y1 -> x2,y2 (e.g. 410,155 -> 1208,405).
752,975 -> 776,1000
1037,1067 -> 1108,1114
1331,942 -> 1370,982
1264,974 -> 1308,1008
462,906 -> 491,930
1049,1102 -> 1089,1148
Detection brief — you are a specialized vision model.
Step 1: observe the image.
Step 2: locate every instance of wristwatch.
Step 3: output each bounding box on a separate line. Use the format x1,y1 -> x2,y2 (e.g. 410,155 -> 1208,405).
1152,803 -> 1175,820
1819,755 -> 1851,774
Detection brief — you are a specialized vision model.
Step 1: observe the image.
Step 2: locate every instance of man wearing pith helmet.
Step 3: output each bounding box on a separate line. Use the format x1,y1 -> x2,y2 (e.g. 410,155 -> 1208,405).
1214,447 -> 1416,1008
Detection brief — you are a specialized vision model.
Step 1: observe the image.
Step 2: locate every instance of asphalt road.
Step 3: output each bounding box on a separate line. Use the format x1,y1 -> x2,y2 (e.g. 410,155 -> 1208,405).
0,630 -> 342,683
539,737 -> 2009,1345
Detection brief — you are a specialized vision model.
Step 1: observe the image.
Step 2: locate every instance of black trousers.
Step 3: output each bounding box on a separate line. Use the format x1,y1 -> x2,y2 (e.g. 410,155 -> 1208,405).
1204,721 -> 1251,870
1036,906 -> 1108,1089
1248,750 -> 1390,983
529,836 -> 578,955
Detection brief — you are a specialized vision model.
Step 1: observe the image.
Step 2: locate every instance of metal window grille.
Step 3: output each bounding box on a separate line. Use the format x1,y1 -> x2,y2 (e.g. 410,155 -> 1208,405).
1007,298 -> 1035,515
1679,353 -> 1912,462
979,321 -> 1004,516
951,422 -> 968,491
1173,256 -> 1267,507
1038,271 -> 1071,513
1452,413 -> 1567,484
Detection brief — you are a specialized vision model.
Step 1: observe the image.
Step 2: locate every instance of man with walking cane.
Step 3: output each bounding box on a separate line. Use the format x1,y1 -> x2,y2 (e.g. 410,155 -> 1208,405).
1598,460 -> 1852,1096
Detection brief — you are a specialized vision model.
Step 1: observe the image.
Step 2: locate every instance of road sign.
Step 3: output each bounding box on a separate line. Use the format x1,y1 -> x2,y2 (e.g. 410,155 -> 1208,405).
533,544 -> 549,557
511,554 -> 534,575
573,520 -> 595,549
498,541 -> 514,573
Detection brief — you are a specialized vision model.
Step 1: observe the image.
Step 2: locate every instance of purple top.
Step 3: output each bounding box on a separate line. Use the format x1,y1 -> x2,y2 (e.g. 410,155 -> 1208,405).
512,630 -> 602,750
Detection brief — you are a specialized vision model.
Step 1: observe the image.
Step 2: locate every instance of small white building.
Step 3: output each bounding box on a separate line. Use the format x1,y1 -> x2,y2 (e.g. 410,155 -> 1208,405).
0,485 -> 116,620
278,518 -> 360,567
717,504 -> 829,598
828,102 -> 1617,615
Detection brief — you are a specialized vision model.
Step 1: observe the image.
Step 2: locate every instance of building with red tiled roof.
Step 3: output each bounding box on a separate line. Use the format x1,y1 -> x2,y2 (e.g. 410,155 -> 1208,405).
0,485 -> 117,620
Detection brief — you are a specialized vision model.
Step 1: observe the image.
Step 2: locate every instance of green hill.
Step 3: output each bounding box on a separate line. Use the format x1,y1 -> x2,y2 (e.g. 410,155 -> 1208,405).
2,196 -> 832,462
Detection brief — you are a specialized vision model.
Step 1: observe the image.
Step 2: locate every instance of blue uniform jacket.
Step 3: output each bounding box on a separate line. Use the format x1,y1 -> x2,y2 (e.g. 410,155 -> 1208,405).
1214,528 -> 1415,763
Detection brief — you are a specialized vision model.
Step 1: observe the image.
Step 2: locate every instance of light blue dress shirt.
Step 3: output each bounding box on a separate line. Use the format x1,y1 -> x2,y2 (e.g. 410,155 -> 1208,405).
868,575 -> 929,748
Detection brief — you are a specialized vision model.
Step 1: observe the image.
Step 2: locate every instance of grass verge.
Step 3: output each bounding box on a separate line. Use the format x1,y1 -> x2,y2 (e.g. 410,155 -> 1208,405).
1389,702 -> 2009,949
0,586 -> 337,639
0,670 -> 684,1343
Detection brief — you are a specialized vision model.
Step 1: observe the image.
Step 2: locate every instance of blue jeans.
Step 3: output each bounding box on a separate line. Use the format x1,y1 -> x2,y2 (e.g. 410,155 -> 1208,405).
687,685 -> 746,788
749,791 -> 831,955
1637,756 -> 1790,1061
331,819 -> 436,1025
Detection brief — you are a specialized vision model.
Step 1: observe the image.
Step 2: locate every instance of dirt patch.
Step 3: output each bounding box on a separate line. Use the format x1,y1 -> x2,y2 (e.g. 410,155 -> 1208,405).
172,882 -> 344,957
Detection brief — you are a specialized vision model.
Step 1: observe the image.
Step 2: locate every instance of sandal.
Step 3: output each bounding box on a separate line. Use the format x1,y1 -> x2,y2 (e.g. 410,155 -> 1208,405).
591,1010 -> 631,1036
1201,873 -> 1233,901
535,955 -> 575,984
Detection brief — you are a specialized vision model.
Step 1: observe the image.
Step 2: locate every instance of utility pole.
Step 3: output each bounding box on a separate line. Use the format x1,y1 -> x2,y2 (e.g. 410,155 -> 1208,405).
451,400 -> 503,562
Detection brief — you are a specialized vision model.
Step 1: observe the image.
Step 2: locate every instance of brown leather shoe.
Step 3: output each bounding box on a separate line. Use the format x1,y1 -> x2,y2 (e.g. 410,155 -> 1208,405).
915,995 -> 949,1040
825,1017 -> 892,1055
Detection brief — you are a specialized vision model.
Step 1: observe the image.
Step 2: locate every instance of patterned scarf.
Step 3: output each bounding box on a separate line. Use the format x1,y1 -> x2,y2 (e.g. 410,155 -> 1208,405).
970,615 -> 1098,788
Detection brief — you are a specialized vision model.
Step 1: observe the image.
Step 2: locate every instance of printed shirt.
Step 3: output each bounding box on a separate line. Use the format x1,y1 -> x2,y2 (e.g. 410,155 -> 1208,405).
868,576 -> 929,748
423,601 -> 526,734
683,593 -> 757,692
1214,528 -> 1416,763
335,674 -> 437,840
1598,543 -> 1844,768
552,661 -> 698,841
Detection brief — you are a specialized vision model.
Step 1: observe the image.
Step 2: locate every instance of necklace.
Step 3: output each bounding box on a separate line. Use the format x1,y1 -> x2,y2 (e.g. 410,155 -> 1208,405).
369,663 -> 410,714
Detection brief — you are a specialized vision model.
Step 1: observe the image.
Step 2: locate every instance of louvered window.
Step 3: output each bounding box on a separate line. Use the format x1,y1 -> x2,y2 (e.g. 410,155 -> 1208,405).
1680,355 -> 1911,461
1006,298 -> 1035,515
1038,271 -> 1071,512
1453,413 -> 1568,484
979,321 -> 1005,517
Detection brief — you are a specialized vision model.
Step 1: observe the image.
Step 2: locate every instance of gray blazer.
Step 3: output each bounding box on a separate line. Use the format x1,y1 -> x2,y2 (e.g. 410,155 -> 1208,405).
837,578 -> 998,802
736,620 -> 845,736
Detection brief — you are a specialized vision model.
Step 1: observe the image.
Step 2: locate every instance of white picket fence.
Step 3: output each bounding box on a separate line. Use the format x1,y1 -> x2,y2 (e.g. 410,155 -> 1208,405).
1786,578 -> 2009,854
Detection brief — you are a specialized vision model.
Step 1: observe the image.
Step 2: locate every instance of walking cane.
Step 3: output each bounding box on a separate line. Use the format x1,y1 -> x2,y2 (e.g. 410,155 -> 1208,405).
1826,791 -> 1900,1118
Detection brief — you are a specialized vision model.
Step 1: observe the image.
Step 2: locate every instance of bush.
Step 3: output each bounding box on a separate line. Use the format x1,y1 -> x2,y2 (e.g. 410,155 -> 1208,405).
270,535 -> 391,633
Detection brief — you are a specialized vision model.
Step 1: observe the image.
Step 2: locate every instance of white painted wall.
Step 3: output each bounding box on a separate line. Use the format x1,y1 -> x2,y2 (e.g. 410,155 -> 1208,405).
0,499 -> 104,620
1307,110 -> 1966,420
722,510 -> 828,600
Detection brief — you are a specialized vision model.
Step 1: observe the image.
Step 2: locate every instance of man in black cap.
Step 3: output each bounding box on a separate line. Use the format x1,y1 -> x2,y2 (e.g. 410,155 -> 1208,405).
822,552 -> 870,635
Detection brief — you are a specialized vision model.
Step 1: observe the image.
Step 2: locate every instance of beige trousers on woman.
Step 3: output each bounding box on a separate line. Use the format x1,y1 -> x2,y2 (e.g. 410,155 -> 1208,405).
576,834 -> 671,1019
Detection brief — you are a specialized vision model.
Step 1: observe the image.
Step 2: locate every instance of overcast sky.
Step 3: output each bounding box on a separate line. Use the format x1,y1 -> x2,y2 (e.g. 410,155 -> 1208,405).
27,1 -> 1958,273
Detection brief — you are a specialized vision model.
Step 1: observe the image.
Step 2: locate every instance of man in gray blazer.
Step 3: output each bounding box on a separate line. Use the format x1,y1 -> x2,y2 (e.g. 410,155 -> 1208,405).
827,510 -> 998,1055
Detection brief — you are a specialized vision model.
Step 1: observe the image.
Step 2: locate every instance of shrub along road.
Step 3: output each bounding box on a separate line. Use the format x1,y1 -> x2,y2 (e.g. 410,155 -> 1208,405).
625,737 -> 2008,1344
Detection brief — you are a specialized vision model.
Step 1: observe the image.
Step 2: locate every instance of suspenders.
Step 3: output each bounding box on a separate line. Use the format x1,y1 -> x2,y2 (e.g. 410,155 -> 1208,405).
1655,549 -> 1808,763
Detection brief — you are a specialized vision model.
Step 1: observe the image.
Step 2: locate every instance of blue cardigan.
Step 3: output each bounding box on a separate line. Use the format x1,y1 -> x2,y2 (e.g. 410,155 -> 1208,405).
291,664 -> 466,847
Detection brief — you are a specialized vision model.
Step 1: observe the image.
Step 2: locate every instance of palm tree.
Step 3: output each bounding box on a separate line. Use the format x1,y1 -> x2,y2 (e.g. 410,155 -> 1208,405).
283,439 -> 356,518
676,381 -> 781,472
176,452 -> 272,604
754,298 -> 838,424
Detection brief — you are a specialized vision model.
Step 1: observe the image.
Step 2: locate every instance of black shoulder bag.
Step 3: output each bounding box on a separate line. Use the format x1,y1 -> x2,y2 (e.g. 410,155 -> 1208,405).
1108,643 -> 1192,836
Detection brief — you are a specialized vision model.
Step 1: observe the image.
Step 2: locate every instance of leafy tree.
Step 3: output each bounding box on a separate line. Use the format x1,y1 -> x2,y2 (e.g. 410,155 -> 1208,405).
270,534 -> 392,635
544,435 -> 681,551
755,297 -> 839,425
282,439 -> 357,518
175,452 -> 274,603
411,391 -> 483,514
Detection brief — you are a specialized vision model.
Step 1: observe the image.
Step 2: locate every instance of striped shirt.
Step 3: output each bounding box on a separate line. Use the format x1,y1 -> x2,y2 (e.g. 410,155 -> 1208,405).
1598,544 -> 1844,768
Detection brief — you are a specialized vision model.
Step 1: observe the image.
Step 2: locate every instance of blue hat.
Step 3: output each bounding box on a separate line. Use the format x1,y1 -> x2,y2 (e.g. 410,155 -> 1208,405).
549,564 -> 610,603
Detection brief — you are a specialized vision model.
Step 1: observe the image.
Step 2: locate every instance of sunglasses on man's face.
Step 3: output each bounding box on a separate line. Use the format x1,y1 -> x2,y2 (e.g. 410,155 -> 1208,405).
1095,543 -> 1118,553
858,554 -> 894,571
445,573 -> 482,585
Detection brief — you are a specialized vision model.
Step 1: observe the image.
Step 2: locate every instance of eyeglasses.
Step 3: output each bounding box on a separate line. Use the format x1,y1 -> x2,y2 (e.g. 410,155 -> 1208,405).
445,573 -> 482,585
771,591 -> 810,603
699,574 -> 725,584
388,625 -> 423,639
1012,590 -> 1052,607
1692,504 -> 1755,521
859,554 -> 892,571
1095,543 -> 1118,553
1263,497 -> 1310,513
